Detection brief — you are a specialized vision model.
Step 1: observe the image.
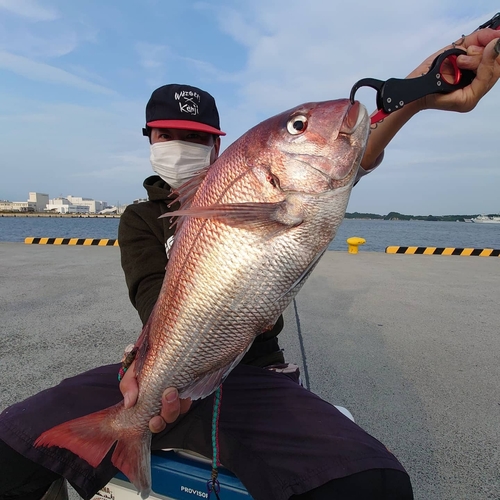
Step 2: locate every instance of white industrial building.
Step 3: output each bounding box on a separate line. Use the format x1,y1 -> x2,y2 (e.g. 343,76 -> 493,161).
45,197 -> 90,214
66,196 -> 108,213
2,192 -> 114,214
0,192 -> 49,212
29,192 -> 50,212
0,200 -> 35,212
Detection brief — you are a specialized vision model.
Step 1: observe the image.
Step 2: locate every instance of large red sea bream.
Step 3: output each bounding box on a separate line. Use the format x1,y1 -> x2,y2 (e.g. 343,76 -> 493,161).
35,98 -> 370,498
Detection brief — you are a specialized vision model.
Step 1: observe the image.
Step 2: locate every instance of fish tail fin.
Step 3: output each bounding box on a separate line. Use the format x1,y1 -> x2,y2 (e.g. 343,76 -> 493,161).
34,402 -> 152,498
112,430 -> 152,499
34,403 -> 123,468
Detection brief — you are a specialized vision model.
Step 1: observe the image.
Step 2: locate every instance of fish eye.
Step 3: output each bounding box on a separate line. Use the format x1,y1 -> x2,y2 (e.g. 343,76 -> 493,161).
287,115 -> 308,135
266,173 -> 280,188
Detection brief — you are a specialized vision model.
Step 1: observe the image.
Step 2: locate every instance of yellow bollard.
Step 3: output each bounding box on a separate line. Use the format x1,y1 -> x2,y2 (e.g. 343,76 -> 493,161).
346,236 -> 366,254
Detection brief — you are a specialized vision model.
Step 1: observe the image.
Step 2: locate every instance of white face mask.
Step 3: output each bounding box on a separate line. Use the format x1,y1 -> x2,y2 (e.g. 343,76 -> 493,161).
150,140 -> 214,188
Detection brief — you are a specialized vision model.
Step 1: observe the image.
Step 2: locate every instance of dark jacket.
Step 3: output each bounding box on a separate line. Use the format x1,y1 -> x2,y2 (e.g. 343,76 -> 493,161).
118,175 -> 285,367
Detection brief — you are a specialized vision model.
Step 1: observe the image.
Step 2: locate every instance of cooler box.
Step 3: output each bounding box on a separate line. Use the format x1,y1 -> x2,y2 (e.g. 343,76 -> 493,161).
92,449 -> 252,500
91,406 -> 353,500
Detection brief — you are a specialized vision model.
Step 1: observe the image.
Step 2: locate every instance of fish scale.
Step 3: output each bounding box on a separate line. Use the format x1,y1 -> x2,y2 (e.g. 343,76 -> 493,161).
35,98 -> 370,498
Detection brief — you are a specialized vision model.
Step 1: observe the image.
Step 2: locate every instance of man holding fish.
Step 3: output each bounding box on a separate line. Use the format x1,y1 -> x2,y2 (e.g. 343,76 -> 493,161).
1,28 -> 499,500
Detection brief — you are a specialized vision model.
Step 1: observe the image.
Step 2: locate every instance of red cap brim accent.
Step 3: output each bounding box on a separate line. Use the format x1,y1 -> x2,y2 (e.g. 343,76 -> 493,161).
147,120 -> 226,136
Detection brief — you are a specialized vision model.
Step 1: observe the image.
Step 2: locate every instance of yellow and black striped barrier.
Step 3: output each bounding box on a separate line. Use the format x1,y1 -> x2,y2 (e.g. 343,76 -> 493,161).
24,237 -> 118,246
386,246 -> 500,257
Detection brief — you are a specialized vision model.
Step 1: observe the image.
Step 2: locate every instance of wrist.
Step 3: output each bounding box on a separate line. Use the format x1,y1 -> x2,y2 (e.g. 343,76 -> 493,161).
399,98 -> 423,117
362,99 -> 421,170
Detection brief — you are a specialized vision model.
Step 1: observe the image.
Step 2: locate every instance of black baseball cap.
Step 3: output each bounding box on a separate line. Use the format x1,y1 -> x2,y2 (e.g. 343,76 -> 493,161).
144,84 -> 226,136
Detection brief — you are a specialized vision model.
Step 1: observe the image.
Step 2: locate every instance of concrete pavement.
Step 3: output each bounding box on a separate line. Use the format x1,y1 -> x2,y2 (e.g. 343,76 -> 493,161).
0,242 -> 498,499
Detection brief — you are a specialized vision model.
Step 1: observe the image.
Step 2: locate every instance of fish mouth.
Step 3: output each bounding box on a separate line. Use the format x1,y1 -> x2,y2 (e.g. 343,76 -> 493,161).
304,100 -> 370,190
327,100 -> 369,188
339,100 -> 367,136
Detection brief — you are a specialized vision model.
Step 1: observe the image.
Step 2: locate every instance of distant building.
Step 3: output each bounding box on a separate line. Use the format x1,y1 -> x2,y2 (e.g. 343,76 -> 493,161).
45,197 -> 90,214
0,200 -> 35,212
66,195 -> 108,213
0,192 -> 48,212
0,200 -> 14,211
1,192 -> 116,214
133,198 -> 148,204
28,192 -> 49,212
115,204 -> 127,215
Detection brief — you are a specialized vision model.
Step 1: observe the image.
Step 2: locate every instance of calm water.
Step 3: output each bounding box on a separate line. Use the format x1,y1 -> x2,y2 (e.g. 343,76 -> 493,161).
0,217 -> 120,243
0,216 -> 499,252
331,219 -> 500,252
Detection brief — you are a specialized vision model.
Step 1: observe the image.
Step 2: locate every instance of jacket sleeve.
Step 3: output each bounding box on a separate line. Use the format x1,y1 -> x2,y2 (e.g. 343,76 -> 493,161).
118,204 -> 168,325
354,151 -> 384,185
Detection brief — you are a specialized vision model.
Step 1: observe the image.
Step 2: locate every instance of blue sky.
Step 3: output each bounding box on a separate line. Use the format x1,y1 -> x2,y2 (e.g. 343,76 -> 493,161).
0,0 -> 499,214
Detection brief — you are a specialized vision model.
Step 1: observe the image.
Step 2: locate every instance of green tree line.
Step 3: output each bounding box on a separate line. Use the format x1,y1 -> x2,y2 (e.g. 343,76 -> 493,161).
344,211 -> 485,222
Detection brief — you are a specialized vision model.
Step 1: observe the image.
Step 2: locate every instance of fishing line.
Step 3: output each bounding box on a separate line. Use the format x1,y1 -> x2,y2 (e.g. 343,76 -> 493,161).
207,385 -> 222,499
293,298 -> 311,391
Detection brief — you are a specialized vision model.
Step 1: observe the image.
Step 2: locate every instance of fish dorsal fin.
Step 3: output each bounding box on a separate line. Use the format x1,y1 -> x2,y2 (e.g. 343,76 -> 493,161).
166,167 -> 210,232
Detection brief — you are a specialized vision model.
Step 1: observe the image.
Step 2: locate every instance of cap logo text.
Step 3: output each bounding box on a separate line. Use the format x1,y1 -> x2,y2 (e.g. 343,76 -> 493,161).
175,90 -> 201,116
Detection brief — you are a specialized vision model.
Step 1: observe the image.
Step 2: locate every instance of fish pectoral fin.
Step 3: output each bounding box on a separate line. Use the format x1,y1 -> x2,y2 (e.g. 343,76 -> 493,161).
178,348 -> 250,401
166,202 -> 303,230
277,247 -> 328,302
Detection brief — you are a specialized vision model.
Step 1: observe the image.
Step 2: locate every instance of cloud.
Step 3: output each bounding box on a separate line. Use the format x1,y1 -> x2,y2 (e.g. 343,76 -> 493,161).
0,96 -> 149,204
180,56 -> 237,83
65,64 -> 110,86
204,0 -> 500,215
136,42 -> 171,70
209,1 -> 498,115
0,28 -> 78,59
135,42 -> 173,88
0,1 -> 100,61
2,0 -> 499,214
0,50 -> 115,94
72,152 -> 150,180
0,0 -> 59,21
134,42 -> 237,88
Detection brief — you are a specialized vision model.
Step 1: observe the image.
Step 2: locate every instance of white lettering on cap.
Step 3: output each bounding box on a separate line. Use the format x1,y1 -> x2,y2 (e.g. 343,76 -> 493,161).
174,91 -> 201,116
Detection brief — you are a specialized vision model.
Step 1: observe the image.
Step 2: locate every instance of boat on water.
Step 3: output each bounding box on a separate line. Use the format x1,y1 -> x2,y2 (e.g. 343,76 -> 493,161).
471,215 -> 500,224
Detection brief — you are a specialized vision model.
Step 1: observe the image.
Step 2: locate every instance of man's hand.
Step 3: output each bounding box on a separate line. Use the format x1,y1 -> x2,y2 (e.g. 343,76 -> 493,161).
361,28 -> 500,170
410,28 -> 500,113
119,360 -> 192,433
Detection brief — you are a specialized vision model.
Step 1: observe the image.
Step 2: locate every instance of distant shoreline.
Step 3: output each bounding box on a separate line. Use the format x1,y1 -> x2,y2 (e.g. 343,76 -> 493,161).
0,211 -> 495,223
344,211 -> 488,223
0,213 -> 120,218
